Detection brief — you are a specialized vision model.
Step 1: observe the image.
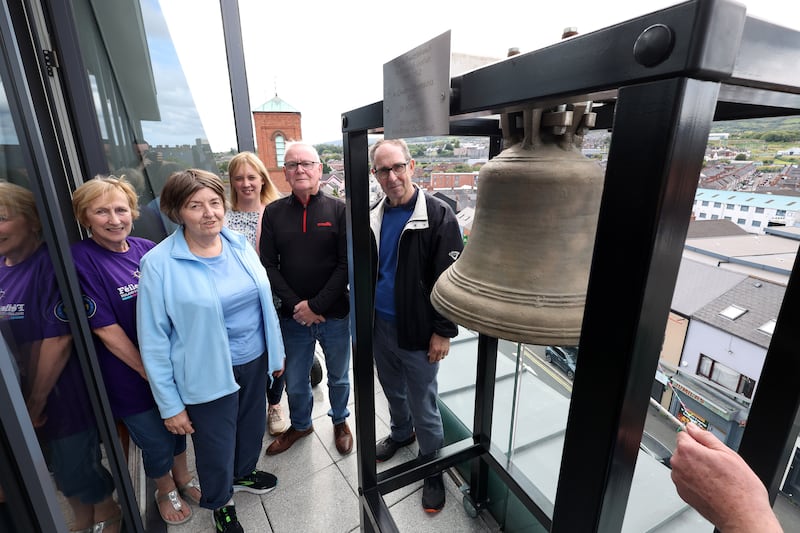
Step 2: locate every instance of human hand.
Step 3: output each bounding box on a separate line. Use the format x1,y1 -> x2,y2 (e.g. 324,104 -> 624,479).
427,333 -> 450,364
670,422 -> 782,532
273,360 -> 285,378
164,410 -> 194,435
293,300 -> 325,326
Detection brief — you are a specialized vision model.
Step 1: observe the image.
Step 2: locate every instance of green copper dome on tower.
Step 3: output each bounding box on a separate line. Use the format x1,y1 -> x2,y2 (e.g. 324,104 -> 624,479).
253,94 -> 299,113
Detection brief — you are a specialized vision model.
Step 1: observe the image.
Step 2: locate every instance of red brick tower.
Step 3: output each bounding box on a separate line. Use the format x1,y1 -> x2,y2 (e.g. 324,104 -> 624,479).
253,94 -> 302,193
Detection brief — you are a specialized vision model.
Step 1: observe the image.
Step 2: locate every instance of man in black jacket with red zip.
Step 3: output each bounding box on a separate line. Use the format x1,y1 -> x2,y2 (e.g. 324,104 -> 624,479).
260,142 -> 352,457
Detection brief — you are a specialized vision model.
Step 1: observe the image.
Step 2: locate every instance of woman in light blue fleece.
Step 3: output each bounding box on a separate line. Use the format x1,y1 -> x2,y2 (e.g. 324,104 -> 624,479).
137,169 -> 285,533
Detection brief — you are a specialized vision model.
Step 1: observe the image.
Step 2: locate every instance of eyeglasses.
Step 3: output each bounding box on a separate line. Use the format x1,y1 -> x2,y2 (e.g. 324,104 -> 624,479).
372,161 -> 409,180
284,160 -> 320,172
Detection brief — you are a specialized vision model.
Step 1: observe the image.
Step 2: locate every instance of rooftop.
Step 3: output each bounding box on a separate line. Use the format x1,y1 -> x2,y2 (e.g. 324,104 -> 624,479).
253,95 -> 300,113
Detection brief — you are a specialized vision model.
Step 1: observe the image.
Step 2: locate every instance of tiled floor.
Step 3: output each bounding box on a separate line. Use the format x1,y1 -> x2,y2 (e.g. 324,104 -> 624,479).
164,360 -> 498,533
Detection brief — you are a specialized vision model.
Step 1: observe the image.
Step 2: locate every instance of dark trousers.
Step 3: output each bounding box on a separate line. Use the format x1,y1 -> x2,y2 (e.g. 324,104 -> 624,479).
186,353 -> 268,510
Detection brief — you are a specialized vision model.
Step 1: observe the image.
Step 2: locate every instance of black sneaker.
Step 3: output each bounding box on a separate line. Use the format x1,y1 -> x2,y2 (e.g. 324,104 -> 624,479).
375,433 -> 416,462
233,470 -> 277,494
213,505 -> 244,533
422,473 -> 445,512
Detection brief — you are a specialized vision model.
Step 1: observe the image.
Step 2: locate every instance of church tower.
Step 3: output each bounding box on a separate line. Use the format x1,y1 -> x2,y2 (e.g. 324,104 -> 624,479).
253,94 -> 301,193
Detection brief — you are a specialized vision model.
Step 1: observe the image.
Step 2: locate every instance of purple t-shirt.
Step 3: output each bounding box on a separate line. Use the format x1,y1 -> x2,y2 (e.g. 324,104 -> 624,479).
71,237 -> 156,418
0,244 -> 94,440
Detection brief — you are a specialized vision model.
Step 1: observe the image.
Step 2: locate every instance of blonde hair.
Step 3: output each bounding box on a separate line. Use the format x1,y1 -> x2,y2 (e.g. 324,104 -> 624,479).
0,181 -> 41,236
72,175 -> 140,228
228,152 -> 281,209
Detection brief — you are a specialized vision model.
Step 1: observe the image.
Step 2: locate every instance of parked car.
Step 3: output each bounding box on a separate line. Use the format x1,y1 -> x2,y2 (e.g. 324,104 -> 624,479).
544,345 -> 578,380
639,431 -> 673,468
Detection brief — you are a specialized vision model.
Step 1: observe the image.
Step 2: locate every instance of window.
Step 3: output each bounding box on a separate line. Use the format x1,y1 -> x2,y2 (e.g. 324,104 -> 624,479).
699,212 -> 707,219
740,205 -> 749,212
701,201 -> 709,206
777,209 -> 787,217
711,214 -> 719,220
697,354 -> 756,398
719,304 -> 747,320
737,218 -> 746,224
758,319 -> 776,335
755,207 -> 765,213
752,220 -> 762,227
713,202 -> 722,208
726,203 -> 735,209
275,135 -> 285,167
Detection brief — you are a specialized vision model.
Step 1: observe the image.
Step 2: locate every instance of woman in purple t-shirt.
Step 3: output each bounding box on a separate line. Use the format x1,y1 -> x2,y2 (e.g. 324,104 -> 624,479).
71,176 -> 200,526
0,182 -> 119,532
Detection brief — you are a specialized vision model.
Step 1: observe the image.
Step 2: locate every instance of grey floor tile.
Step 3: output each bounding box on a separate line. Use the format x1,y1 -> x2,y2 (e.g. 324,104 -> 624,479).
387,471 -> 495,533
258,427 -> 334,492
263,463 -> 360,532
236,492 -> 273,533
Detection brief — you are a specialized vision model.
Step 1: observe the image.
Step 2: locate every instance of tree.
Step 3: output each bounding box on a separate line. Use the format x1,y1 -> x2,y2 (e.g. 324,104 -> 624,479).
735,153 -> 748,161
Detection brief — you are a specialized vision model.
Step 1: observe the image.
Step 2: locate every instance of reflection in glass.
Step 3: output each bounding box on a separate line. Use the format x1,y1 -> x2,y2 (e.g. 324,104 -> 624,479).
72,0 -> 224,244
0,183 -> 121,531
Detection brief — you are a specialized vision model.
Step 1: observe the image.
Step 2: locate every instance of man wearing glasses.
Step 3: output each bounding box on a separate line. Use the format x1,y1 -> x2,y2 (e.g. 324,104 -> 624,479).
368,138 -> 464,512
260,142 -> 353,456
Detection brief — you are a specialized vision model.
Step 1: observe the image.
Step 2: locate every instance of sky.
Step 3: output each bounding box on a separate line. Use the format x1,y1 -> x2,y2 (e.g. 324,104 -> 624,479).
152,0 -> 800,152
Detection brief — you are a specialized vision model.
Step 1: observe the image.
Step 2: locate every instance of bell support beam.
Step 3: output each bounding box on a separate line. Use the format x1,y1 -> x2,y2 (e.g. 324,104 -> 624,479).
552,77 -> 721,532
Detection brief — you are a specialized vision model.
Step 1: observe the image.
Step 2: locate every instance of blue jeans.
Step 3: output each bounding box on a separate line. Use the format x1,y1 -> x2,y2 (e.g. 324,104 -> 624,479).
373,315 -> 443,456
280,316 -> 351,430
123,407 -> 187,479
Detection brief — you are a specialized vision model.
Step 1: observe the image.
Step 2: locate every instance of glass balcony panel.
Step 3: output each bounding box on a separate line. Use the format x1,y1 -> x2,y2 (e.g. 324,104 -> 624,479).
71,0 -> 230,244
1,78 -> 125,531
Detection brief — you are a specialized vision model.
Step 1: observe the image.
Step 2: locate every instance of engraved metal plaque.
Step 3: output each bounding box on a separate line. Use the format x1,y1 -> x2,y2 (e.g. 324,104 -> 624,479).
383,30 -> 451,139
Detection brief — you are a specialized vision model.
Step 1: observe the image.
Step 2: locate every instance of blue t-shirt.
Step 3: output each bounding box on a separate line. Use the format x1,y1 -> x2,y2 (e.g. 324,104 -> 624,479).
375,194 -> 416,320
198,242 -> 266,365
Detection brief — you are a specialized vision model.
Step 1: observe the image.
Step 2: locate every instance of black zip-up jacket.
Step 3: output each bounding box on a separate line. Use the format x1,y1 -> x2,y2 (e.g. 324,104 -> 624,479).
260,190 -> 349,319
369,188 -> 464,350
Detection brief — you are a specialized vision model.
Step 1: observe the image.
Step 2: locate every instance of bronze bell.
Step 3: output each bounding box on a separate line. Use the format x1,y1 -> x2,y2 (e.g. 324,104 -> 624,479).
431,106 -> 604,345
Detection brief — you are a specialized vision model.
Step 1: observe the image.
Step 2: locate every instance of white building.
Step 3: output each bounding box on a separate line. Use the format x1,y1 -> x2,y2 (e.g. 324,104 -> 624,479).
692,188 -> 800,234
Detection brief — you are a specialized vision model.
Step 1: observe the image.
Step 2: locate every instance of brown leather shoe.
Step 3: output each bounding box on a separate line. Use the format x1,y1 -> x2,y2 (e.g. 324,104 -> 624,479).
334,422 -> 353,455
265,425 -> 314,455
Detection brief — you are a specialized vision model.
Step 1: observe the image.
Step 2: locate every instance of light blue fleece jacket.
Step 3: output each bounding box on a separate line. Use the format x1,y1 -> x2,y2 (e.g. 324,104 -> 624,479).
136,226 -> 285,419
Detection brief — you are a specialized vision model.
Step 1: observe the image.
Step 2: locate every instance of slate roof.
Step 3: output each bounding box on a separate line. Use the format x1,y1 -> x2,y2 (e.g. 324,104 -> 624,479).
672,259 -> 748,316
692,278 -> 785,348
686,219 -> 748,239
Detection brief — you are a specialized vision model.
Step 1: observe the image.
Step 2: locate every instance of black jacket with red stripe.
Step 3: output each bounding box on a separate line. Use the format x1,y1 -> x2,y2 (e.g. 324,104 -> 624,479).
260,190 -> 349,319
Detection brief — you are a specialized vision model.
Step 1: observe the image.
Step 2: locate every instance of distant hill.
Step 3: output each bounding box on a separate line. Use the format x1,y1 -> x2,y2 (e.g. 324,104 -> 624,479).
712,116 -> 800,133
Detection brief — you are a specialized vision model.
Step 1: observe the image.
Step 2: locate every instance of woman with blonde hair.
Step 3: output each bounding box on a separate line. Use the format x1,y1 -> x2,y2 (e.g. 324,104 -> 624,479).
71,176 -> 200,526
225,151 -> 280,252
224,152 -> 289,435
